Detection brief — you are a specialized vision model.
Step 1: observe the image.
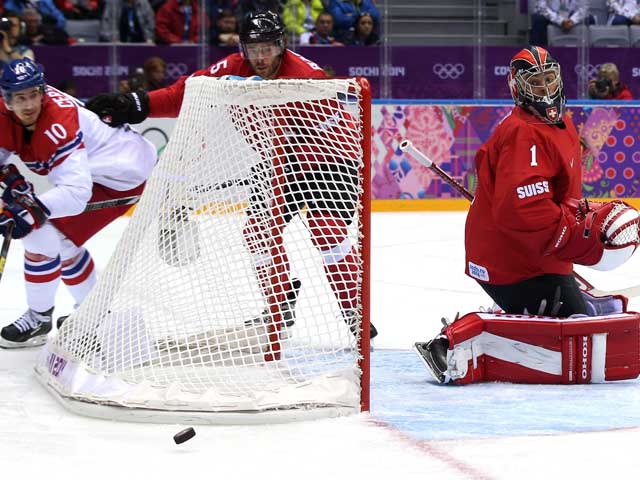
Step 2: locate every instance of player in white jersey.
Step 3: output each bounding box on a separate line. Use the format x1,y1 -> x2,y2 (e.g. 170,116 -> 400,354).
0,58 -> 157,348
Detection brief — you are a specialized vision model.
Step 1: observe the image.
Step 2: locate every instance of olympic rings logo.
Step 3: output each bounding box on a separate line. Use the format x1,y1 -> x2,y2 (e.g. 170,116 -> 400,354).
574,64 -> 601,79
165,62 -> 189,80
432,63 -> 465,79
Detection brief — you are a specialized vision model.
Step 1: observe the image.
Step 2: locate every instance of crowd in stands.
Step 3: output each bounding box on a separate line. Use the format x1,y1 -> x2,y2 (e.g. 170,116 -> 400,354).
531,1 -> 640,46
1,1 -> 638,99
0,0 -> 381,52
529,1 -> 639,99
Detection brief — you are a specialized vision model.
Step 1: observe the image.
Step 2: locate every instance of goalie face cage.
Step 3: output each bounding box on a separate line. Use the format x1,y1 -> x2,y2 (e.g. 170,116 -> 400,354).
36,77 -> 372,425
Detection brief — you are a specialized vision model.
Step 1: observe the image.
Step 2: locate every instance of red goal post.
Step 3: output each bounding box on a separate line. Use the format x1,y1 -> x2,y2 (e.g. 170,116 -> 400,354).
36,76 -> 372,424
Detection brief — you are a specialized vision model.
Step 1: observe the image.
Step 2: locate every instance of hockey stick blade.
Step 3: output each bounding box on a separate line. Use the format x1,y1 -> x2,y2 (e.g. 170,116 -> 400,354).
83,195 -> 140,212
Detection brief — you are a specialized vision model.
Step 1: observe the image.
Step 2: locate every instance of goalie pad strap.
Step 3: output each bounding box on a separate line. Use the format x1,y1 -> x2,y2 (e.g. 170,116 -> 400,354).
442,312 -> 640,385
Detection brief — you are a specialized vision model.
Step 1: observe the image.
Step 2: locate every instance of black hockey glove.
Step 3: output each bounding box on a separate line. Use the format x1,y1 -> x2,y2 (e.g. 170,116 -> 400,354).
0,195 -> 50,239
85,91 -> 150,127
0,164 -> 33,204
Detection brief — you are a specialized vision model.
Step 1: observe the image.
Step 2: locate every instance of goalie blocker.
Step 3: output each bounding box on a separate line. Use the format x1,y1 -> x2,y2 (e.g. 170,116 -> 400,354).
415,297 -> 640,385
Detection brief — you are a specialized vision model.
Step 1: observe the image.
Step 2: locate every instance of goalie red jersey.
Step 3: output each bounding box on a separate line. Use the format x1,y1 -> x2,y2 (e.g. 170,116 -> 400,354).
148,50 -> 327,118
465,106 -> 582,285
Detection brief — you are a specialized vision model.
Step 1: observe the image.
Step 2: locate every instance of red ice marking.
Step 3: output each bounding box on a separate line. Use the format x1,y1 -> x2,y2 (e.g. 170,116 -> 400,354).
615,151 -> 625,163
615,184 -> 625,195
607,136 -> 616,147
624,135 -> 634,147
606,167 -> 616,179
624,168 -> 634,179
616,120 -> 625,130
368,418 -> 494,480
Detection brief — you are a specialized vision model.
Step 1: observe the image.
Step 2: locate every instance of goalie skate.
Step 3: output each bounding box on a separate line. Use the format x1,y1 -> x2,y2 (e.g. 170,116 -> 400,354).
0,308 -> 53,349
414,337 -> 449,384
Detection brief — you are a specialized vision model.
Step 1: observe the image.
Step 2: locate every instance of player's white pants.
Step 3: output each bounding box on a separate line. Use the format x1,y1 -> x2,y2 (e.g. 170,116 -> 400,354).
22,222 -> 83,260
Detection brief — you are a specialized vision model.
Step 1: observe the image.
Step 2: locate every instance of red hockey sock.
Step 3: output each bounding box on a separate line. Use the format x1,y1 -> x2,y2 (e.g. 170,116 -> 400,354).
308,214 -> 359,312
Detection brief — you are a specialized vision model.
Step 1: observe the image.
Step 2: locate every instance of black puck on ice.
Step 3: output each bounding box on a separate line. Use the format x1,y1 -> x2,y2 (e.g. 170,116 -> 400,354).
173,427 -> 196,444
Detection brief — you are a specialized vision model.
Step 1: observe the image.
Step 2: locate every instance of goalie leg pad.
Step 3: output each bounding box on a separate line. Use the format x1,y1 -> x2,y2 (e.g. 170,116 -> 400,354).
429,312 -> 640,385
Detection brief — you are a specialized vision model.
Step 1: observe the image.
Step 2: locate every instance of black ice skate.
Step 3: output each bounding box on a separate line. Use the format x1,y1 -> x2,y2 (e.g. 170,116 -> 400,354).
414,336 -> 449,384
0,307 -> 53,349
56,315 -> 69,329
246,278 -> 302,329
343,309 -> 378,340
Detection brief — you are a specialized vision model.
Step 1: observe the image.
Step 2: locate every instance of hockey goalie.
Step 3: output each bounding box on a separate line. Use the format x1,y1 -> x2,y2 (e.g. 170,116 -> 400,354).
414,46 -> 640,385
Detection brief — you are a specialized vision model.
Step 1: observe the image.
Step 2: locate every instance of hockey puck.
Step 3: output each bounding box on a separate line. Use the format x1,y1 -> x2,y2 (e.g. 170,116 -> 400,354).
173,427 -> 196,444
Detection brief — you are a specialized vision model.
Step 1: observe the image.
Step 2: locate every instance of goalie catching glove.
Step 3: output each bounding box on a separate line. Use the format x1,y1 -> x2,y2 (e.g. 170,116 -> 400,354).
0,164 -> 33,203
85,91 -> 150,127
0,195 -> 50,239
547,198 -> 640,271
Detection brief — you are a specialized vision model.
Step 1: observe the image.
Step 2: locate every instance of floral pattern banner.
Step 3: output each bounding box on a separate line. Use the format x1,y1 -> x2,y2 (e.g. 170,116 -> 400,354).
371,104 -> 640,200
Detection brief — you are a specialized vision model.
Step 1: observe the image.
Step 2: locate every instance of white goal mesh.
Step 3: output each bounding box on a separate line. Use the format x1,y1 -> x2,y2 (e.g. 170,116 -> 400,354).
35,76 -> 371,423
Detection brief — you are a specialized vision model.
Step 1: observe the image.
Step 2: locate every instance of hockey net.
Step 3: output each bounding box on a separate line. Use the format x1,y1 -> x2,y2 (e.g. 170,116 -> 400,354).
36,77 -> 372,424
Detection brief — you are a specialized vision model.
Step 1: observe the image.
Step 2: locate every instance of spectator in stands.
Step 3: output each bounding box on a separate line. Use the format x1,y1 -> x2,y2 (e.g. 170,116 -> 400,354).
607,0 -> 640,25
4,0 -> 66,29
148,0 -> 164,12
207,0 -> 238,17
119,56 -> 166,92
212,8 -> 238,45
119,66 -> 144,92
301,11 -> 343,45
531,1 -> 594,46
0,11 -> 34,67
155,0 -> 205,44
282,0 -> 323,39
239,0 -> 280,17
327,0 -> 380,42
142,55 -> 166,90
56,0 -> 101,20
344,11 -> 378,45
100,0 -> 155,43
588,62 -> 633,100
19,8 -> 68,44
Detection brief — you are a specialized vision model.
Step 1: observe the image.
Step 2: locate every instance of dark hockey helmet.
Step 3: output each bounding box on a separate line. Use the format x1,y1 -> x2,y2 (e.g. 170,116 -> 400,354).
239,11 -> 286,57
0,57 -> 45,102
508,46 -> 565,124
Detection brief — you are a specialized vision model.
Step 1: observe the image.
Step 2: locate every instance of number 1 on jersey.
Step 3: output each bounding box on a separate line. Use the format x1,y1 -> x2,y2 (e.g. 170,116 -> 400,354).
530,144 -> 538,167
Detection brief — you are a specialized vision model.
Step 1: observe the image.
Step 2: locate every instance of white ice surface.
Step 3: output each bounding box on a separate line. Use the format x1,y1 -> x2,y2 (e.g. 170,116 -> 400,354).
2,212 -> 640,479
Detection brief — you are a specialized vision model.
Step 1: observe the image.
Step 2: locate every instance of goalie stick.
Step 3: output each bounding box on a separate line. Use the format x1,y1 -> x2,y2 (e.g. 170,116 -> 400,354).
399,139 -> 640,299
